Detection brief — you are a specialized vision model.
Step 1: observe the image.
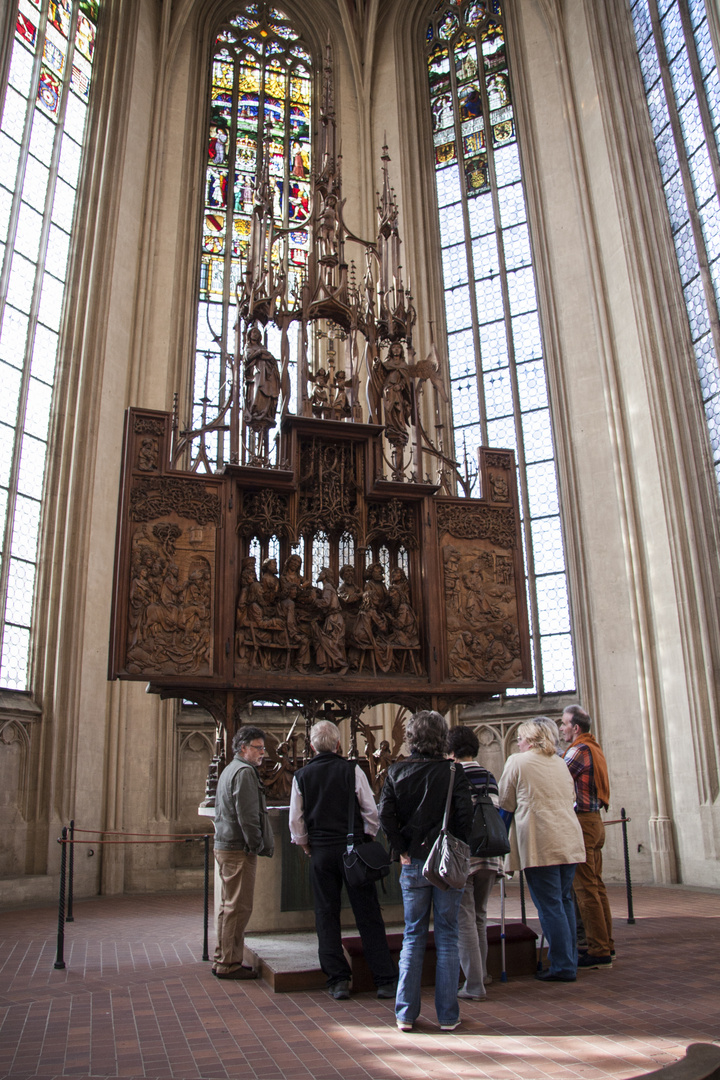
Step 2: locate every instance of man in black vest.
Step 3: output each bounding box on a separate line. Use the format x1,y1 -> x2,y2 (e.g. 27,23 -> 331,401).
289,719 -> 396,1000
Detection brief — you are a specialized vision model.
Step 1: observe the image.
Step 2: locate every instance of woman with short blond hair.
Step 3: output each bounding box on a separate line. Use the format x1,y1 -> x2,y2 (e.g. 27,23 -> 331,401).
498,717 -> 585,982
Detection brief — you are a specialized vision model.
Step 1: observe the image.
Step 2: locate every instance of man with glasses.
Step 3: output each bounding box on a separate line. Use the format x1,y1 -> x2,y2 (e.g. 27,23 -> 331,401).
213,726 -> 274,979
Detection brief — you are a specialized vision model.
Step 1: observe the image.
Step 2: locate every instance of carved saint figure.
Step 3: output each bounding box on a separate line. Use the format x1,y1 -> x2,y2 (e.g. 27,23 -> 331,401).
318,193 -> 338,259
244,326 -> 280,426
379,342 -> 413,445
490,471 -> 509,501
338,564 -> 362,608
137,437 -> 158,472
278,553 -> 312,671
351,590 -> 392,673
312,567 -> 348,674
331,370 -> 350,419
309,367 -> 330,415
387,567 -> 419,649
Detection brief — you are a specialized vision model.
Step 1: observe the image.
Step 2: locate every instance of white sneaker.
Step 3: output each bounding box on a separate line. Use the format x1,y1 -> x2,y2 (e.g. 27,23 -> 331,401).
396,1020 -> 413,1032
457,989 -> 485,1000
440,1020 -> 461,1031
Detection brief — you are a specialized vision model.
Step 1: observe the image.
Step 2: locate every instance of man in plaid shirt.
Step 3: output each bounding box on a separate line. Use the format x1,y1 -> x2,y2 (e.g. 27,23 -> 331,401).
560,705 -> 615,969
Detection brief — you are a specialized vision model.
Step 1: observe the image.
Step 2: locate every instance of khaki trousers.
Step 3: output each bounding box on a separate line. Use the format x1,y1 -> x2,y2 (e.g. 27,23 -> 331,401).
573,811 -> 614,956
213,849 -> 257,973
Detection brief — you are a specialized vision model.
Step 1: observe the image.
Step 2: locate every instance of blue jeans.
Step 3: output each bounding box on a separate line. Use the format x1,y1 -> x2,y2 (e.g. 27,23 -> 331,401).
524,863 -> 578,978
396,859 -> 463,1026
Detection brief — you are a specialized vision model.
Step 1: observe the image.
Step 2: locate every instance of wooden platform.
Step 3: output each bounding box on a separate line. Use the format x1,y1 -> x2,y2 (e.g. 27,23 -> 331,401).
245,921 -> 540,993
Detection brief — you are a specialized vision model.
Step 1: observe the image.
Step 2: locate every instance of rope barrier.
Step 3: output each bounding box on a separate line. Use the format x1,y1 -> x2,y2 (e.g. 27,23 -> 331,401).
68,827 -> 206,839
58,838 -> 208,845
54,825 -> 213,971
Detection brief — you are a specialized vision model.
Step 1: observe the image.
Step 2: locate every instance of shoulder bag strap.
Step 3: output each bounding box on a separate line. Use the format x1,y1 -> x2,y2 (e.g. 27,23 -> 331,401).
347,762 -> 357,853
441,762 -> 456,832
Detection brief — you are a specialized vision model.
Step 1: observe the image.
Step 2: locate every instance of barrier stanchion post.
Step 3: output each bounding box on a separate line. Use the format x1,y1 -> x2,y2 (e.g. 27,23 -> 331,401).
519,868 -> 526,923
621,808 -> 635,924
54,828 -> 67,969
66,819 -> 75,922
203,834 -> 210,962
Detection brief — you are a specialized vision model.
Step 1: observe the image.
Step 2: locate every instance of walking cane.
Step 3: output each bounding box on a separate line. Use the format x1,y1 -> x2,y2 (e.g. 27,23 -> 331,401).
537,933 -> 545,972
500,875 -> 507,983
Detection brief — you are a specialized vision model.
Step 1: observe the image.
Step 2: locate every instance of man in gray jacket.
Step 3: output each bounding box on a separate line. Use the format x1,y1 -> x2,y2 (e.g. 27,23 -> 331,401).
213,725 -> 274,979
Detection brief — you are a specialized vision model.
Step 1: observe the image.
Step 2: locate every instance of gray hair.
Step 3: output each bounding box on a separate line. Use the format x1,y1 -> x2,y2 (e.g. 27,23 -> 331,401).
310,720 -> 341,753
405,710 -> 448,757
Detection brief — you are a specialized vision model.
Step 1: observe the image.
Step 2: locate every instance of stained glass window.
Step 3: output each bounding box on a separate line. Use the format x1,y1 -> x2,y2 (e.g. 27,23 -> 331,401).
0,0 -> 100,690
195,2 -> 311,469
426,0 -> 575,696
630,0 -> 720,489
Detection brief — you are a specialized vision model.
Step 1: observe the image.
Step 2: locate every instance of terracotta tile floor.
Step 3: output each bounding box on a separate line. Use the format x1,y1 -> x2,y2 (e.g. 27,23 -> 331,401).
0,884 -> 718,1080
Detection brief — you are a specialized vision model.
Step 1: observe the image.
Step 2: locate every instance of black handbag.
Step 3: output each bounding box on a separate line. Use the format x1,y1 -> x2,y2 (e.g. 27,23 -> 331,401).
469,779 -> 511,858
422,762 -> 471,890
342,765 -> 391,888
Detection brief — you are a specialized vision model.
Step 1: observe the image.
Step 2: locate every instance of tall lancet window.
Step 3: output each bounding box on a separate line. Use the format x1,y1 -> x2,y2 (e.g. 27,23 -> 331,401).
195,2 -> 312,470
0,0 -> 100,690
425,0 -> 575,696
630,0 -> 720,490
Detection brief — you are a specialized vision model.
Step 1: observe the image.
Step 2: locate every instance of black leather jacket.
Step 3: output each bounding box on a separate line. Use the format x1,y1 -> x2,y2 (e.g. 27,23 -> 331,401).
378,755 -> 473,860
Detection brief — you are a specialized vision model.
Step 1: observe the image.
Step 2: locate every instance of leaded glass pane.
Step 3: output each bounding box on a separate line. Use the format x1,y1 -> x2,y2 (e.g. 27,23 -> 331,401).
530,516 -> 566,576
0,0 -> 101,689
0,132 -> 22,189
5,558 -> 34,625
479,319 -> 508,366
427,0 -> 575,696
15,202 -> 44,262
0,624 -> 30,689
193,2 -> 312,469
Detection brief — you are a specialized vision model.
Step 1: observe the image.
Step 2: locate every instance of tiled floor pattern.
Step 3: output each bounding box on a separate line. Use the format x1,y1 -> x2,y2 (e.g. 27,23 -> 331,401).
0,885 -> 718,1080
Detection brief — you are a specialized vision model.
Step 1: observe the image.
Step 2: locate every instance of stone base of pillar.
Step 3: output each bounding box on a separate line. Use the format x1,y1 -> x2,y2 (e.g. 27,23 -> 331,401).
649,816 -> 677,884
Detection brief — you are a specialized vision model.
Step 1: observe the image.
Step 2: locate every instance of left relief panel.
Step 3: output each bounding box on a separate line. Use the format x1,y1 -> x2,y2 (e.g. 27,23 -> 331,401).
109,412 -> 226,682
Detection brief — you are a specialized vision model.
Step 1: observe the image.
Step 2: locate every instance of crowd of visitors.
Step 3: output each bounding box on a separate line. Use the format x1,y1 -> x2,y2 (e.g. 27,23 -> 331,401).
212,706 -> 613,1030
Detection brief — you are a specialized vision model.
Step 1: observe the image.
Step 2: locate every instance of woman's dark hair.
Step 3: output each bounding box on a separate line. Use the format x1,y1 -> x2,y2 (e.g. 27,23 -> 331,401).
446,725 -> 479,759
405,710 -> 448,757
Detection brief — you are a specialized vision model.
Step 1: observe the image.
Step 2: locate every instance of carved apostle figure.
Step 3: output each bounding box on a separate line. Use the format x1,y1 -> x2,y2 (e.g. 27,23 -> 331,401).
387,567 -> 419,648
244,326 -> 280,426
312,567 -> 348,674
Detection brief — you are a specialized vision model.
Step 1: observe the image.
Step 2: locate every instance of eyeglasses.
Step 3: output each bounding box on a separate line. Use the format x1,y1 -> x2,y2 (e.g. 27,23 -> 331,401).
248,742 -> 266,751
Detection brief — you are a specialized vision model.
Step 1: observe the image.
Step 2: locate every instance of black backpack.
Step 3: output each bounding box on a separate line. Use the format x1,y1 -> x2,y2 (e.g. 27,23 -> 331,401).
469,778 -> 511,858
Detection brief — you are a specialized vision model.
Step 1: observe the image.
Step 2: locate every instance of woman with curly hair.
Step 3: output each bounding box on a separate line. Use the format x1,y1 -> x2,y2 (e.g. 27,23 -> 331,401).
379,711 -> 473,1032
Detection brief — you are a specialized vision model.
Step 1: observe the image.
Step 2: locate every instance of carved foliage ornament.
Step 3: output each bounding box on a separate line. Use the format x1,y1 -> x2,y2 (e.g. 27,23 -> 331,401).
133,417 -> 165,436
238,490 -> 291,539
297,439 -> 362,536
485,451 -> 513,470
130,477 -> 222,526
437,503 -> 516,548
366,498 -> 419,550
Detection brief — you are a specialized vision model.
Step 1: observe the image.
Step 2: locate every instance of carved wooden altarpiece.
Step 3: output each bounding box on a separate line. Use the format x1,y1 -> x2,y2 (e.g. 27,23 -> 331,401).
108,45 -> 531,781
109,410 -> 531,735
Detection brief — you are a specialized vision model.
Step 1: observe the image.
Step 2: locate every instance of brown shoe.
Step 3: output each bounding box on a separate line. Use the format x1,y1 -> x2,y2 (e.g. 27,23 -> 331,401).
213,966 -> 258,980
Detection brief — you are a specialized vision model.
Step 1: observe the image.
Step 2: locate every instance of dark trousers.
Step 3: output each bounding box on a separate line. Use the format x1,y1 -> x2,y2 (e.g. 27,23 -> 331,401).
309,843 -> 396,988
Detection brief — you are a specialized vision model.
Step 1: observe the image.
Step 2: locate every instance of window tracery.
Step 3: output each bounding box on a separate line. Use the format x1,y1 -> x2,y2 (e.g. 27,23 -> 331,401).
194,2 -> 312,471
630,0 -> 720,489
0,0 -> 100,690
425,0 -> 575,695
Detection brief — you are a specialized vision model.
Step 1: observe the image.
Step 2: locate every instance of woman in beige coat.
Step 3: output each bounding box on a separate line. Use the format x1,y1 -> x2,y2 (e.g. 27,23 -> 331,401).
499,718 -> 586,982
